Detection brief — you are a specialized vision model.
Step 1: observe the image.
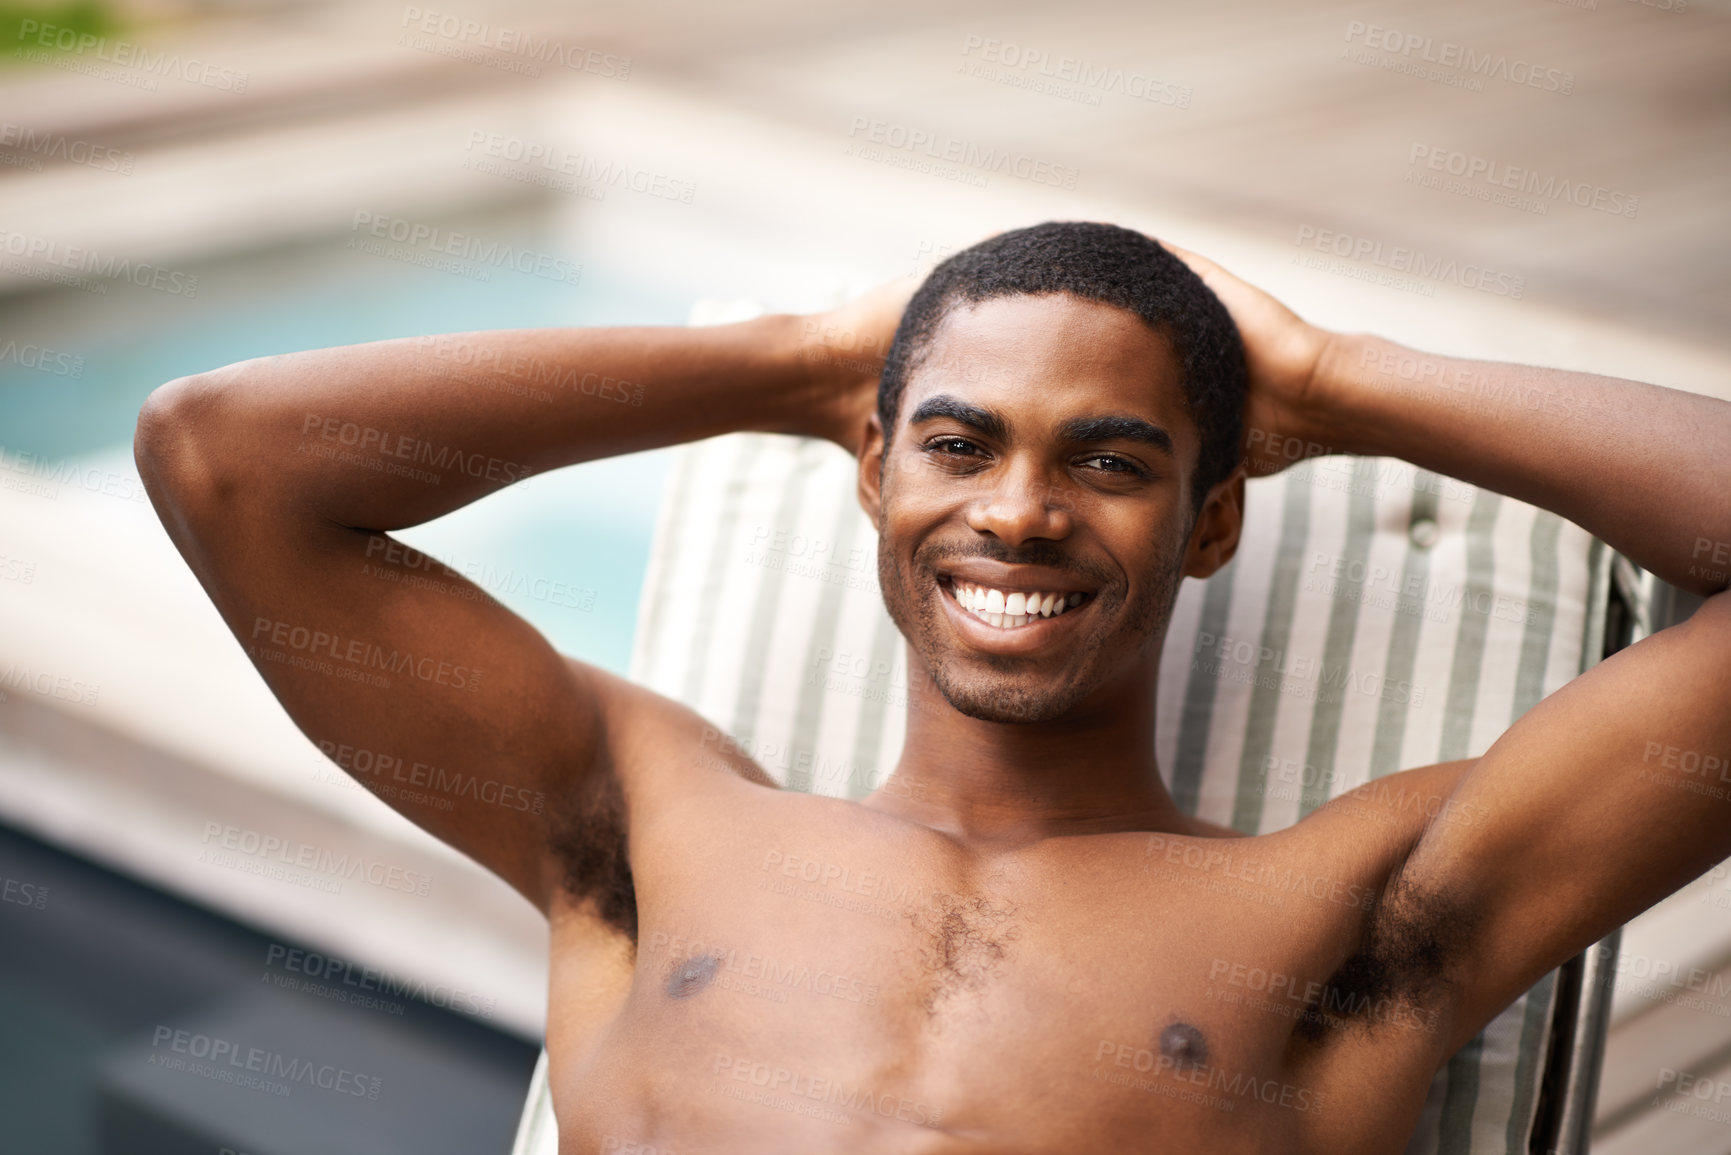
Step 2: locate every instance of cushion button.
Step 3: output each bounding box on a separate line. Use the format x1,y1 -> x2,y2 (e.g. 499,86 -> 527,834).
1409,518 -> 1439,550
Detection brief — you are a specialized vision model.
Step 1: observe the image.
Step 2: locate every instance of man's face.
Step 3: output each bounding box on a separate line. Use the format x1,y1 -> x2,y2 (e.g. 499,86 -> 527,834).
861,292 -> 1237,726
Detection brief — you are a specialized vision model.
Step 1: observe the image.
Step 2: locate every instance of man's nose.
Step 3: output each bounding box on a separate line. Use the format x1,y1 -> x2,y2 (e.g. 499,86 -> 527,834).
965,467 -> 1073,545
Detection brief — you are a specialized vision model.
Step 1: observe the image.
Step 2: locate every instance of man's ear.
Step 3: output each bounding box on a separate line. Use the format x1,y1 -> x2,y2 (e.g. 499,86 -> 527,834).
857,412 -> 886,524
1181,463 -> 1247,580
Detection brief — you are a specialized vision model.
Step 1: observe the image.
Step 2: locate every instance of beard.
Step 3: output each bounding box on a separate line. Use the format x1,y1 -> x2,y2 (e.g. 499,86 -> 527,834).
874,516 -> 1189,726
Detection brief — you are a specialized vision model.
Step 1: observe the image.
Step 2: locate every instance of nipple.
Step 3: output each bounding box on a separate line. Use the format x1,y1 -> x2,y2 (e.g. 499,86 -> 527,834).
1158,1021 -> 1209,1070
665,953 -> 721,998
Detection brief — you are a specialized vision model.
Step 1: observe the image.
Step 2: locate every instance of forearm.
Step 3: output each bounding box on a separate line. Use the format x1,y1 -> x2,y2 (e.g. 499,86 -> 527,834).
138,314 -> 836,531
1300,334 -> 1731,597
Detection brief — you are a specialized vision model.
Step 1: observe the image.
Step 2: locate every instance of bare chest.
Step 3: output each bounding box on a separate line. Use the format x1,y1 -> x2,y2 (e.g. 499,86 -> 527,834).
546,819 -> 1439,1154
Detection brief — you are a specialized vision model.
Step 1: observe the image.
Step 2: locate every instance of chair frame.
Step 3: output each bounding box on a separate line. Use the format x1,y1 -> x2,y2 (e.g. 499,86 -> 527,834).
1527,563 -> 1703,1154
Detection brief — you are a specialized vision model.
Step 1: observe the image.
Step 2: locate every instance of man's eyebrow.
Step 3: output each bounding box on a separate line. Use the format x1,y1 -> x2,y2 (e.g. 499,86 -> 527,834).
909,395 -> 1177,460
908,394 -> 1009,441
1058,414 -> 1176,459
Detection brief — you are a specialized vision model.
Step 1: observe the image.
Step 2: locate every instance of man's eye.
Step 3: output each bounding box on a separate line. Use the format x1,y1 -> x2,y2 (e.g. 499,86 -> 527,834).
1082,454 -> 1135,473
926,437 -> 981,457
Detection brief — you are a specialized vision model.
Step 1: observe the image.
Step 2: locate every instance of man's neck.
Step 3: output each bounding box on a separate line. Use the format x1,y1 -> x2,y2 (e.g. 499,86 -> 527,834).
861,647 -> 1200,847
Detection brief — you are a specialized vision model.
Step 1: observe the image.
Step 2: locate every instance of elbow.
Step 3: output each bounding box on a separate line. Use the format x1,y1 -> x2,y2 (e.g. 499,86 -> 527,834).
134,374 -> 210,499
134,369 -> 255,522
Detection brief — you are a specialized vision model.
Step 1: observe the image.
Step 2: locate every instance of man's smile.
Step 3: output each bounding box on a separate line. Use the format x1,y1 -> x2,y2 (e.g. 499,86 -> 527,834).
932,561 -> 1100,654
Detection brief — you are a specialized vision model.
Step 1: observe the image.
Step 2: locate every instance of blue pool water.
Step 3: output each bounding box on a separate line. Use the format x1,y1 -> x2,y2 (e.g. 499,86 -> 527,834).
0,203 -> 691,672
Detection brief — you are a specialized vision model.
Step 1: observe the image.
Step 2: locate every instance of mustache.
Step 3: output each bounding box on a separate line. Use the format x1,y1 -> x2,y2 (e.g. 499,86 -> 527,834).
916,541 -> 1110,586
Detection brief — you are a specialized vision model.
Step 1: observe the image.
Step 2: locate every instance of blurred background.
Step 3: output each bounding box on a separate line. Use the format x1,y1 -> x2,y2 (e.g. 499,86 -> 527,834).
0,0 -> 1727,1152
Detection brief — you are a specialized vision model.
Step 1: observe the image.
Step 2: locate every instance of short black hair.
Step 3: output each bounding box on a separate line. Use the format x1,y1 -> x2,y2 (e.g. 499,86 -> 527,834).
877,221 -> 1247,513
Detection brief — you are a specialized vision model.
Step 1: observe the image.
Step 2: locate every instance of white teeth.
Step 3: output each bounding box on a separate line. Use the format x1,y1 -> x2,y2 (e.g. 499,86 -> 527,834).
946,580 -> 1088,629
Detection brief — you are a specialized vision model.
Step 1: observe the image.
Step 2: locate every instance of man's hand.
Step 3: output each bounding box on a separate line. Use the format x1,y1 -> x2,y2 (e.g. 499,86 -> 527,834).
1160,242 -> 1334,477
799,274 -> 921,459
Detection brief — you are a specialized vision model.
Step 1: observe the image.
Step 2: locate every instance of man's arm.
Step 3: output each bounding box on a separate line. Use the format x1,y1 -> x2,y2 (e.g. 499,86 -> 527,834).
1170,241 -> 1731,599
133,306 -> 893,916
1166,242 -> 1731,1051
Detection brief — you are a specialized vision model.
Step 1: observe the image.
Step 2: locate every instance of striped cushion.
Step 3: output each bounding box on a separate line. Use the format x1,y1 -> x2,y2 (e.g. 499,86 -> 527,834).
515,365 -> 1610,1155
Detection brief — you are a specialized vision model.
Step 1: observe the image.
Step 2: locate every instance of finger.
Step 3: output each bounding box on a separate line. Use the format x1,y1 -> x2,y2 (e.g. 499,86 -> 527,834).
1156,238 -> 1204,265
1156,239 -> 1228,284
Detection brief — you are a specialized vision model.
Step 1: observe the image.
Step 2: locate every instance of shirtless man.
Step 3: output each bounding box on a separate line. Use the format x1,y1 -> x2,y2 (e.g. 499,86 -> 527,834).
133,222 -> 1731,1154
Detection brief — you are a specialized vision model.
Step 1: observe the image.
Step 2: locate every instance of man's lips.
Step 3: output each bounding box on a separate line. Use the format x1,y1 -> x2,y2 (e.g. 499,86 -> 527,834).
937,560 -> 1094,600
934,573 -> 1095,651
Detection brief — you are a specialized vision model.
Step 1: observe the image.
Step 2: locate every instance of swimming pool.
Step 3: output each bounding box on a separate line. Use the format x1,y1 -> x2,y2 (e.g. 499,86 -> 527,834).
0,201 -> 706,1153
0,201 -> 689,673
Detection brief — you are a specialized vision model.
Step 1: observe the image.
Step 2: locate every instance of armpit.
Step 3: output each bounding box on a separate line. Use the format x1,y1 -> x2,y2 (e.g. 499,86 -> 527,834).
1295,869 -> 1477,1044
548,765 -> 638,943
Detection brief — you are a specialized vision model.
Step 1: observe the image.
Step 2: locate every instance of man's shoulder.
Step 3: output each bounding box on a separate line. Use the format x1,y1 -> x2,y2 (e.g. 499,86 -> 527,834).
1303,760 -> 1482,841
1157,759 -> 1481,863
556,654 -> 781,796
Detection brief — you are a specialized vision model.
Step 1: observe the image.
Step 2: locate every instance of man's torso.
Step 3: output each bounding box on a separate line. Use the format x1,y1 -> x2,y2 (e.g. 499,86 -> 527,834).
540,751 -> 1474,1155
